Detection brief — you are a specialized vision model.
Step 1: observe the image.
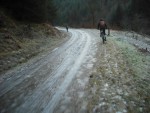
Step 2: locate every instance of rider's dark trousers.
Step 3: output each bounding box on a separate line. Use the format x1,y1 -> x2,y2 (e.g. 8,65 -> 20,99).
100,28 -> 106,35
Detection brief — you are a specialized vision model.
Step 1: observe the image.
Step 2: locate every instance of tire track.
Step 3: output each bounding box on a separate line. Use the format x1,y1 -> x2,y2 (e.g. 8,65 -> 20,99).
0,29 -> 92,113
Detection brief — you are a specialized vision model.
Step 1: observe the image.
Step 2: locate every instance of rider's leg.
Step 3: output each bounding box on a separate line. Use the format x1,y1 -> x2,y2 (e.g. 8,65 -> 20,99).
103,29 -> 106,35
100,29 -> 102,37
103,29 -> 106,41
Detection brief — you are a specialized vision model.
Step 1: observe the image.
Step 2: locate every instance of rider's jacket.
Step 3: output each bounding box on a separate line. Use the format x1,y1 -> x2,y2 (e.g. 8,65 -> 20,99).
98,20 -> 107,30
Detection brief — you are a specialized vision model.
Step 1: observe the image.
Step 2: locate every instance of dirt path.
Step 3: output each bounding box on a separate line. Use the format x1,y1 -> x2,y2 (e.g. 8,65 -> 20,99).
0,28 -> 149,113
0,28 -> 98,113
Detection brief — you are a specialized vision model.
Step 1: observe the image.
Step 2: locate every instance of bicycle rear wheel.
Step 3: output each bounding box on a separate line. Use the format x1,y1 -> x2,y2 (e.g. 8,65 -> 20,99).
101,32 -> 105,44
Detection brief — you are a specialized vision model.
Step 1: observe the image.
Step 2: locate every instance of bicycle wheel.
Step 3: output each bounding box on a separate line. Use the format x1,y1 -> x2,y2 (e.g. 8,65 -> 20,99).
102,35 -> 105,44
101,32 -> 105,44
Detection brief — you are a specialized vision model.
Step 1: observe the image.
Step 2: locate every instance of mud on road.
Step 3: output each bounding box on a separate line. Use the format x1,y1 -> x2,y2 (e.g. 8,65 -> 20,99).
0,28 -> 150,113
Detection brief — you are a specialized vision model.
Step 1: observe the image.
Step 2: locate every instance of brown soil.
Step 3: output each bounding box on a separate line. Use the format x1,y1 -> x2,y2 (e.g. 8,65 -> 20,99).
0,23 -> 68,74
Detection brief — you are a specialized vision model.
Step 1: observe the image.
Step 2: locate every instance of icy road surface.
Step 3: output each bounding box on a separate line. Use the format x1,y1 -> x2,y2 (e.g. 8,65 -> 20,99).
0,28 -> 99,113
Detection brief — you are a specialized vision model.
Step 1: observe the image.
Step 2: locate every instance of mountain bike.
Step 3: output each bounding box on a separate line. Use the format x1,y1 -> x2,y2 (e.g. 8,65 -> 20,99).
100,30 -> 106,44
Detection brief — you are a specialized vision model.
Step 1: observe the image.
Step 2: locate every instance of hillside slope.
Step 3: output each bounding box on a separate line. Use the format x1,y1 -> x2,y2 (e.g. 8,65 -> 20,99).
0,11 -> 68,74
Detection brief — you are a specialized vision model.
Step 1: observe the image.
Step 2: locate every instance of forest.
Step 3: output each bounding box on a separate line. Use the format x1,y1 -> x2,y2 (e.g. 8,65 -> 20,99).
54,0 -> 150,34
0,0 -> 56,23
0,1 -> 150,113
0,0 -> 150,34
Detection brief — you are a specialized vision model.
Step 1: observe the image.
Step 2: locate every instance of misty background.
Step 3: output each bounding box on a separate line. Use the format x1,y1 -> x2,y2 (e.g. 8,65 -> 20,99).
0,0 -> 150,34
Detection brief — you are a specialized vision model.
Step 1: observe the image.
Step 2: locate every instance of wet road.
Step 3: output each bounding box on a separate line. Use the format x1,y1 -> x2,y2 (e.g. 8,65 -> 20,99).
0,28 -> 98,113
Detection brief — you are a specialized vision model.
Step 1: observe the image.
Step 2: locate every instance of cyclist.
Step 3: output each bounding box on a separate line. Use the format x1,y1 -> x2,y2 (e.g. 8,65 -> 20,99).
66,26 -> 68,32
97,19 -> 109,42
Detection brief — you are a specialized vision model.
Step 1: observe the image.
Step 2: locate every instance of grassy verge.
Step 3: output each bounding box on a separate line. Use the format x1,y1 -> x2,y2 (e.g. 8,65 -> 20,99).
113,37 -> 150,112
87,36 -> 150,113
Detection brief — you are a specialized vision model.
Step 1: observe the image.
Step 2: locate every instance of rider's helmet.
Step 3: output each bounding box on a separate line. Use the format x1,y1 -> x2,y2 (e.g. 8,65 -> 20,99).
100,18 -> 104,21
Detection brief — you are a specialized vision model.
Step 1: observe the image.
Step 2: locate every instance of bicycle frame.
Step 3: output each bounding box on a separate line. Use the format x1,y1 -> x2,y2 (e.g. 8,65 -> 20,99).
100,31 -> 106,44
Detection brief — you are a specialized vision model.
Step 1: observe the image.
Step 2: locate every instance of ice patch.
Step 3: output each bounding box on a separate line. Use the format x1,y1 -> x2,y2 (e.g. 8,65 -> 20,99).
91,58 -> 97,62
52,48 -> 58,52
104,83 -> 109,87
103,83 -> 109,91
87,64 -> 93,69
112,95 -> 122,100
99,102 -> 108,107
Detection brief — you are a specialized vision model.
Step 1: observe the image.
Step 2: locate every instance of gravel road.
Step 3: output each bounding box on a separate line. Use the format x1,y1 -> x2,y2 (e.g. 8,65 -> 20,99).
0,28 -> 99,113
1,28 -> 149,113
